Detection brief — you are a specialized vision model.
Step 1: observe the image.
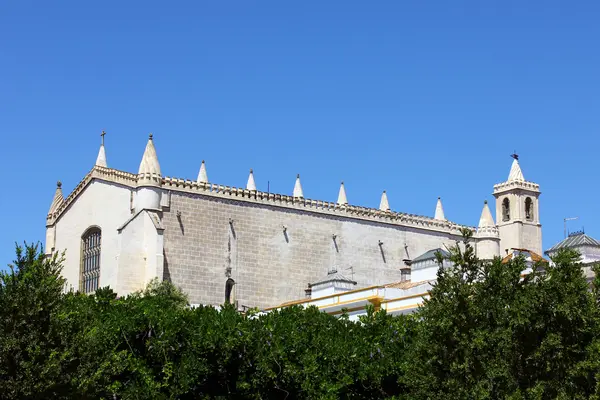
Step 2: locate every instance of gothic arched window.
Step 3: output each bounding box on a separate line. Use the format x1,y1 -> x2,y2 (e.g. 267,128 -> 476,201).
502,198 -> 510,222
225,278 -> 235,304
525,197 -> 533,221
80,227 -> 101,294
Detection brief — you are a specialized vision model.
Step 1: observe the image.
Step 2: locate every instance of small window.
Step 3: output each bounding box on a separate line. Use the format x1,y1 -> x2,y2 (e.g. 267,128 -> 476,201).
80,227 -> 101,294
525,197 -> 533,221
225,278 -> 235,304
502,198 -> 510,222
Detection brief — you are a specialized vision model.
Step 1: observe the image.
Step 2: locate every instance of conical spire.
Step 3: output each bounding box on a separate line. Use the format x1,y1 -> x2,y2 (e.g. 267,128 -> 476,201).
507,158 -> 524,182
197,160 -> 208,184
293,174 -> 304,198
379,191 -> 390,211
138,134 -> 162,185
478,200 -> 495,228
337,182 -> 348,205
95,131 -> 107,167
434,197 -> 446,220
48,181 -> 64,216
246,169 -> 256,190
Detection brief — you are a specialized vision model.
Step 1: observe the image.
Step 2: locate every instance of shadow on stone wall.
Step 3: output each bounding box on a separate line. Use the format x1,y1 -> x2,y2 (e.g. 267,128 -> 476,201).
163,249 -> 172,283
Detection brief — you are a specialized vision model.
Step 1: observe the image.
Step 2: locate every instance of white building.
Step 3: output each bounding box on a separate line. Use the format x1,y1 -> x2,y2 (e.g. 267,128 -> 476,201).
45,134 -> 543,309
545,231 -> 600,283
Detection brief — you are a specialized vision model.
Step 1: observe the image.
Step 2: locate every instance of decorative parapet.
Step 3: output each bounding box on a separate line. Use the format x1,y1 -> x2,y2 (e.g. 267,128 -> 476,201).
94,165 -> 138,185
137,172 -> 162,187
476,225 -> 500,238
47,166 -> 138,225
48,166 -> 476,236
493,180 -> 540,193
161,175 -> 475,236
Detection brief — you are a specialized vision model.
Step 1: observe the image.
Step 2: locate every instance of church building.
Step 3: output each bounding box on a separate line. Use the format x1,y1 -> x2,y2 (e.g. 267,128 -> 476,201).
45,134 -> 542,309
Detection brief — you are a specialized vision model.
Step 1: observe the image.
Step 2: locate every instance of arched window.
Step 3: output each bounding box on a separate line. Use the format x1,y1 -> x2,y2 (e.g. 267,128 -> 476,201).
525,197 -> 533,221
225,278 -> 235,304
502,198 -> 510,222
80,227 -> 101,294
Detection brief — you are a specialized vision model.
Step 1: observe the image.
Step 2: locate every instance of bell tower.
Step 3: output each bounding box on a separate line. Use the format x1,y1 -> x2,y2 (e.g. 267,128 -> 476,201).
493,154 -> 542,255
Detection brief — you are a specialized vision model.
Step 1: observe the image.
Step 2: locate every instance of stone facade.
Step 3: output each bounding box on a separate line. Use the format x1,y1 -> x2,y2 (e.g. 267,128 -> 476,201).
161,190 -> 464,307
44,135 -> 543,309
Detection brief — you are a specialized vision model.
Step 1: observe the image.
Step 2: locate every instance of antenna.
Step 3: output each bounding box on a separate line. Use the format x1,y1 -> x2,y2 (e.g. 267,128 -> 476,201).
564,216 -> 579,238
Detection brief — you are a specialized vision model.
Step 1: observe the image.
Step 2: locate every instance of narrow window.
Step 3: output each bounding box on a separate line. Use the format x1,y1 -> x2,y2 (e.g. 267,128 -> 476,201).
225,278 -> 235,304
80,227 -> 101,294
502,198 -> 510,222
525,197 -> 533,221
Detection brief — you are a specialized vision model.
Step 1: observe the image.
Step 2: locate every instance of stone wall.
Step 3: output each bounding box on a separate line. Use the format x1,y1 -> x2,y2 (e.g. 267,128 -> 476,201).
162,191 -> 465,309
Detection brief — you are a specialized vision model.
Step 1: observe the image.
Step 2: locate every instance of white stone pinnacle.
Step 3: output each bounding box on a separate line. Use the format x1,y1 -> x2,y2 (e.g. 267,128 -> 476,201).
337,182 -> 348,205
138,134 -> 162,177
48,181 -> 64,215
507,159 -> 524,182
434,197 -> 446,221
379,191 -> 390,211
95,145 -> 107,167
293,174 -> 304,198
246,169 -> 256,191
478,200 -> 495,228
197,160 -> 208,184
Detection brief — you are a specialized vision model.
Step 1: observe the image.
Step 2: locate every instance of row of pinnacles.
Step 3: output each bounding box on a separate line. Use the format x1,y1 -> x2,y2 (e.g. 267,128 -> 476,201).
90,133 -> 455,216
47,133 -> 539,261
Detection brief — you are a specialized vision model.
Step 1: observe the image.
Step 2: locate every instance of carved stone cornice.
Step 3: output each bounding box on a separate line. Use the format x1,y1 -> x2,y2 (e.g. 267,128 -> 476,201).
476,225 -> 500,238
46,166 -> 138,225
160,175 -> 475,236
48,166 -> 476,236
493,180 -> 540,194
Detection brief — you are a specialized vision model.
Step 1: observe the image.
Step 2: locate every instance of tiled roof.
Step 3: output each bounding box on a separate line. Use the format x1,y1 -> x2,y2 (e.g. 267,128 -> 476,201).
309,269 -> 357,287
411,248 -> 450,263
501,248 -> 548,264
546,232 -> 600,253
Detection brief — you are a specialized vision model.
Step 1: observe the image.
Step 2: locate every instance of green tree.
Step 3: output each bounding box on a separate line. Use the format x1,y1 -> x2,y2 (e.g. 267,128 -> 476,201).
0,243 -> 71,399
67,280 -> 191,399
408,229 -> 598,399
4,235 -> 600,399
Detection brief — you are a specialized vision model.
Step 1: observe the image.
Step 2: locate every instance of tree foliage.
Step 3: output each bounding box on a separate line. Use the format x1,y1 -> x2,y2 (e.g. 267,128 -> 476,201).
1,238 -> 600,399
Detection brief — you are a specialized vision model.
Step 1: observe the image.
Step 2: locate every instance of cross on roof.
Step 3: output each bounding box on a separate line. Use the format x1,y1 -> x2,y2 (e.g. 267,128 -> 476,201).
101,130 -> 106,145
510,151 -> 519,161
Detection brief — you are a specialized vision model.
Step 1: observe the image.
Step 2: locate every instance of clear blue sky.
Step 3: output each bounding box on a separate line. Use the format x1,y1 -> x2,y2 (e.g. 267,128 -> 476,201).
1,1 -> 599,266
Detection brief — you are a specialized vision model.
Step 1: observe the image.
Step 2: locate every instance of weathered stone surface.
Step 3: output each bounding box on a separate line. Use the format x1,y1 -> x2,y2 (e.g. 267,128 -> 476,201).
162,191 -> 462,308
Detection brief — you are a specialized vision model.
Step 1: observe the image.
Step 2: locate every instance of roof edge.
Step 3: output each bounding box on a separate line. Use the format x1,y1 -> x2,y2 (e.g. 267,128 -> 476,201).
49,166 -> 477,236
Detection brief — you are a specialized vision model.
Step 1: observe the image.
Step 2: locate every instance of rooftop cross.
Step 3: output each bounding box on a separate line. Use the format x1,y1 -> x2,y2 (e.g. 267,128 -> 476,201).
510,151 -> 519,161
101,130 -> 106,145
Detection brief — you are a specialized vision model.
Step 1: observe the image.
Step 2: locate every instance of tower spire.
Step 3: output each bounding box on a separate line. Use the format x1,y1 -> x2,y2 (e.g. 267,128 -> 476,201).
379,190 -> 390,211
434,197 -> 446,221
293,174 -> 304,198
478,200 -> 495,228
48,181 -> 64,216
138,133 -> 161,186
95,130 -> 107,167
337,182 -> 348,205
507,152 -> 524,182
246,169 -> 256,191
197,160 -> 208,184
